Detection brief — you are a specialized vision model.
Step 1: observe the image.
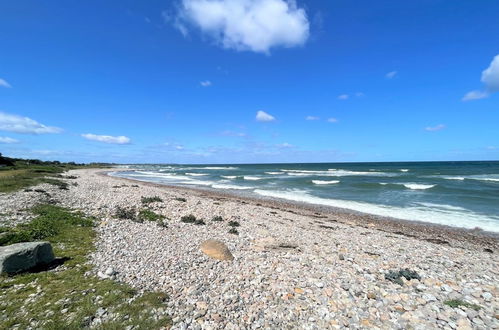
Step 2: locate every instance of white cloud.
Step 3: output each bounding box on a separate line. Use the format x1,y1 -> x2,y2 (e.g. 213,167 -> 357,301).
174,0 -> 310,54
220,130 -> 246,137
482,54 -> 499,92
277,142 -> 294,148
462,90 -> 489,101
200,80 -> 212,87
462,54 -> 499,101
82,133 -> 131,144
386,71 -> 397,79
305,116 -> 319,120
0,136 -> 19,144
337,94 -> 349,100
425,124 -> 445,132
0,112 -> 62,134
256,110 -> 276,122
0,79 -> 11,88
327,117 -> 338,123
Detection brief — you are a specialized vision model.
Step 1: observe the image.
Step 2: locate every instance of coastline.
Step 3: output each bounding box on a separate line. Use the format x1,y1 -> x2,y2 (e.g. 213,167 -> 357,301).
2,168 -> 497,329
102,170 -> 499,252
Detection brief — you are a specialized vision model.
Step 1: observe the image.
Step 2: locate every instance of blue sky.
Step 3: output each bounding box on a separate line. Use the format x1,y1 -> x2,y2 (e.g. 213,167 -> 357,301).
1,0 -> 498,164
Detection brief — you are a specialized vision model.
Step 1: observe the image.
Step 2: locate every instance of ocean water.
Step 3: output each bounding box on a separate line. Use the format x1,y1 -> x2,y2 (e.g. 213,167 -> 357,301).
110,161 -> 499,232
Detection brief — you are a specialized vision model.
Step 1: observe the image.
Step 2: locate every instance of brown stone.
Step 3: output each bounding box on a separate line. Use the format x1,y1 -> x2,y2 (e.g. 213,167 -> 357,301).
200,240 -> 234,261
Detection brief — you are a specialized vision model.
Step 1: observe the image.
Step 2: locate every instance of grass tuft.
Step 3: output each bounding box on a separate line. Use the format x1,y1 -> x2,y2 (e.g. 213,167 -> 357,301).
138,209 -> 165,222
180,214 -> 197,223
228,221 -> 240,227
141,196 -> 163,204
211,216 -> 223,222
444,299 -> 481,311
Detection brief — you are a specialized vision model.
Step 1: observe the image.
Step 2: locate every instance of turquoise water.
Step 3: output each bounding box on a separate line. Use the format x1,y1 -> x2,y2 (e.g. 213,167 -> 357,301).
110,161 -> 499,232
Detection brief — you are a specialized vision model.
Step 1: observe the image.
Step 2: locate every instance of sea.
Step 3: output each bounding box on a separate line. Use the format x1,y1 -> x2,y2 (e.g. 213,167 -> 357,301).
109,161 -> 499,233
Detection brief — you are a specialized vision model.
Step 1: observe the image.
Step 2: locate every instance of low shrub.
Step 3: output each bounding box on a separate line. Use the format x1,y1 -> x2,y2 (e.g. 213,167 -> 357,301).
138,209 -> 165,222
114,207 -> 136,220
180,214 -> 196,223
211,216 -> 223,222
141,196 -> 163,204
228,228 -> 239,235
174,197 -> 187,202
385,269 -> 421,285
194,219 -> 206,225
228,221 -> 240,227
444,299 -> 481,311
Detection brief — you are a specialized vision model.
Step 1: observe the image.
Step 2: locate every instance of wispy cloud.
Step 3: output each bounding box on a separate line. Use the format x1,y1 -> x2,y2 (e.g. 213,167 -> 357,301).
277,142 -> 294,148
0,112 -> 62,134
0,78 -> 11,88
81,133 -> 131,144
200,80 -> 212,87
256,110 -> 276,122
337,94 -> 349,100
425,124 -> 446,132
219,130 -> 246,137
327,117 -> 338,123
462,54 -> 499,101
462,90 -> 489,101
0,136 -> 19,144
305,116 -> 320,121
386,71 -> 397,79
172,0 -> 310,54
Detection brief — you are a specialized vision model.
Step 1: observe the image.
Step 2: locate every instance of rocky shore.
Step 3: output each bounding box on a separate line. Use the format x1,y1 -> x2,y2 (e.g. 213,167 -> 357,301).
1,168 -> 498,329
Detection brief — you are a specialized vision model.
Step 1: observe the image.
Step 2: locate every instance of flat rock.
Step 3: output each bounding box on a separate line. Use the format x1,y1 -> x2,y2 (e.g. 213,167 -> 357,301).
200,239 -> 234,261
0,241 -> 55,274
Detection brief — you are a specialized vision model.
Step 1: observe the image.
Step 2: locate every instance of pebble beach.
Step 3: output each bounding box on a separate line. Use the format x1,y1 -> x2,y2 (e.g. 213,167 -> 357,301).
1,168 -> 498,329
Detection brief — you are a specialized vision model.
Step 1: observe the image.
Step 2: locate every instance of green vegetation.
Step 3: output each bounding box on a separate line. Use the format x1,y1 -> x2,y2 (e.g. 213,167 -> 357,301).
141,196 -> 163,204
385,269 -> 421,285
211,216 -> 224,222
138,209 -> 165,222
228,221 -> 240,227
0,153 -> 107,193
180,214 -> 197,223
228,228 -> 239,235
114,207 -> 136,221
174,197 -> 187,202
0,205 -> 94,246
444,299 -> 481,311
0,204 -> 171,329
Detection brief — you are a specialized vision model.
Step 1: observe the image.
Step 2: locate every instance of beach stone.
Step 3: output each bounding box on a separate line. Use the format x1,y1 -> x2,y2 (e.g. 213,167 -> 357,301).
200,240 -> 234,261
0,241 -> 55,274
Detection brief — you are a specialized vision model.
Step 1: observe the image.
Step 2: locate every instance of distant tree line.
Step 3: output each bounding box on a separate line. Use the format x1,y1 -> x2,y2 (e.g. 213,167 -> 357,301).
0,152 -> 114,168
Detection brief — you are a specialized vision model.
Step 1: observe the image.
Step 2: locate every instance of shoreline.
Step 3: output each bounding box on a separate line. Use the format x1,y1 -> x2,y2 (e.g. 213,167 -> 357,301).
3,168 -> 497,328
102,170 -> 499,252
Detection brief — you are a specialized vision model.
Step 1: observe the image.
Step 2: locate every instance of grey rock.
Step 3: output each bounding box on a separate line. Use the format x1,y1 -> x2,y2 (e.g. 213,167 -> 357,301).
0,241 -> 54,274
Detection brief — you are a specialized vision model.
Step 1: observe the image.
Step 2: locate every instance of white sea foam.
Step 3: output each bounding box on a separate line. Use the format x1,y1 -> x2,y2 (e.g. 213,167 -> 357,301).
415,202 -> 467,212
312,180 -> 340,185
185,173 -> 209,176
400,169 -> 409,172
253,189 -> 499,232
434,174 -> 499,182
211,184 -> 253,190
178,180 -> 214,186
221,175 -> 238,179
265,172 -> 284,175
403,184 -> 436,190
244,176 -> 263,181
201,166 -> 238,170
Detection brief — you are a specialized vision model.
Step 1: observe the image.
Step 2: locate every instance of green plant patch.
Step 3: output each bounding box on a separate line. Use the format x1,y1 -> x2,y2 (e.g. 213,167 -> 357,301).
385,269 -> 421,285
211,216 -> 223,222
174,197 -> 187,202
444,299 -> 481,311
114,207 -> 136,221
228,228 -> 239,235
228,221 -> 240,227
0,204 -> 171,329
141,196 -> 163,204
180,214 -> 197,223
138,209 -> 165,222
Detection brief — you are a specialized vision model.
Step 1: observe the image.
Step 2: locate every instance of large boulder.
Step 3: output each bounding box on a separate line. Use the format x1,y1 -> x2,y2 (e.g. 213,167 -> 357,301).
200,239 -> 234,261
0,241 -> 55,274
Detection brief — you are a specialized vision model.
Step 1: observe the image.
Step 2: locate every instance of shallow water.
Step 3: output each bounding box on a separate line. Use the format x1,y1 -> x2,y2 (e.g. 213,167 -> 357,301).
110,161 -> 499,232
